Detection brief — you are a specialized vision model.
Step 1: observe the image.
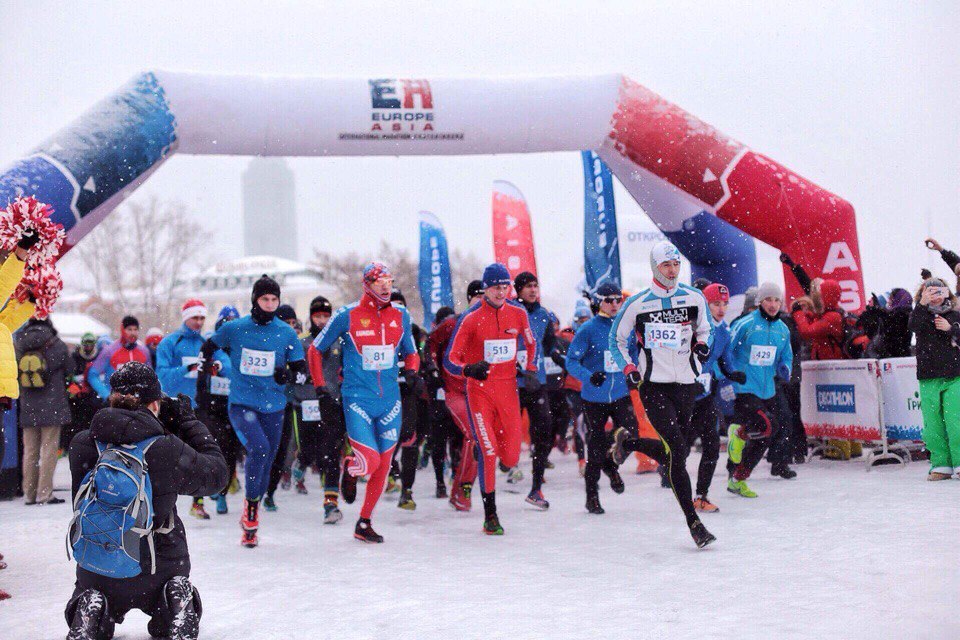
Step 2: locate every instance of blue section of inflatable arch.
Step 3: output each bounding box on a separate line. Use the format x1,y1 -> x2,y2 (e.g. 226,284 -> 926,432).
0,72 -> 177,233
664,211 -> 758,295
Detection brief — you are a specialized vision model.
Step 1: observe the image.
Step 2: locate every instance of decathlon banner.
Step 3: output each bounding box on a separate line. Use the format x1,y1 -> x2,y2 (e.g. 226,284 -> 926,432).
418,211 -> 454,328
581,151 -> 621,291
800,360 -> 882,441
879,357 -> 923,441
492,180 -> 537,280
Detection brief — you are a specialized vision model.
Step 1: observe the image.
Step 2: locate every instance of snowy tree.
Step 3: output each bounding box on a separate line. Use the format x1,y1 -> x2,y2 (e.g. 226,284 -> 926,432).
311,242 -> 485,326
63,197 -> 210,329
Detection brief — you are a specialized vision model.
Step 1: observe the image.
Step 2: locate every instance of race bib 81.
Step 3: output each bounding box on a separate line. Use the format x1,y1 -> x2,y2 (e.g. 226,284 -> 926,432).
362,345 -> 395,371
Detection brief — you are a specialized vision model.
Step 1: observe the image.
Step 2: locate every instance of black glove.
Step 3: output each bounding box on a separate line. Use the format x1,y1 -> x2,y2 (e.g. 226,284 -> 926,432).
158,394 -> 195,437
791,300 -> 804,313
693,343 -> 710,363
522,370 -> 541,393
315,386 -> 339,412
463,361 -> 490,381
273,366 -> 289,384
402,368 -> 423,395
589,371 -> 607,387
17,228 -> 39,250
550,351 -> 565,368
728,370 -> 747,385
626,370 -> 642,389
778,252 -> 794,267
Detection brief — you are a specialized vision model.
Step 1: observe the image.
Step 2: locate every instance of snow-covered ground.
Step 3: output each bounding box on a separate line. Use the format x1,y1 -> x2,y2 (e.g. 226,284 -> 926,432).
2,451 -> 957,640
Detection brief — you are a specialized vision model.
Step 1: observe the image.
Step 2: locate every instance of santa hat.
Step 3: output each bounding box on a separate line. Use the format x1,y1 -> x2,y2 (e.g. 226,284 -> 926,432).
181,298 -> 208,322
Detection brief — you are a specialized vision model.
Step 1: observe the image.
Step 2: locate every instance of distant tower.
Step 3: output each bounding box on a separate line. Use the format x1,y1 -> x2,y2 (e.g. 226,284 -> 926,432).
242,158 -> 297,259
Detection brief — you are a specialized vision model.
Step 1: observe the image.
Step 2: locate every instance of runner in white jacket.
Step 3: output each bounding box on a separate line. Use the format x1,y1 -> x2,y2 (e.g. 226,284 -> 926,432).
608,241 -> 717,548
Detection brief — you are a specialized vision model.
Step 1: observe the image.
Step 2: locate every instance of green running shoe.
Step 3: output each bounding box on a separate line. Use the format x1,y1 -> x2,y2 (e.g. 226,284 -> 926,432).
727,478 -> 758,498
727,423 -> 745,464
483,515 -> 504,536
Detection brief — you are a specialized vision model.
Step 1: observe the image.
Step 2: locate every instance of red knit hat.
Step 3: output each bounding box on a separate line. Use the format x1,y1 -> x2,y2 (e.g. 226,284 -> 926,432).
703,283 -> 730,304
181,298 -> 208,321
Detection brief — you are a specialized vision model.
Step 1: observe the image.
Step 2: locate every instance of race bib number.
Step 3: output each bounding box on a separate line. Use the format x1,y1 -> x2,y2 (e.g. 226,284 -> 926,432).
210,376 -> 231,396
696,372 -> 713,392
749,345 -> 777,367
362,345 -> 394,371
603,350 -> 620,373
644,322 -> 682,350
484,339 -> 516,364
544,357 -> 563,375
240,348 -> 275,377
516,349 -> 528,369
301,399 -> 321,422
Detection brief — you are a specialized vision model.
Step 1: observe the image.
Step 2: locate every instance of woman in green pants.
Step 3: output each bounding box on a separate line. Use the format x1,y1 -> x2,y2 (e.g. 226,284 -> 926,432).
909,277 -> 960,480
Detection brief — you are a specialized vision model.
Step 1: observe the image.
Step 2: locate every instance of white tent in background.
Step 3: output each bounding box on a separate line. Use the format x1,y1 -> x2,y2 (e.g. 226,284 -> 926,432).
48,312 -> 111,346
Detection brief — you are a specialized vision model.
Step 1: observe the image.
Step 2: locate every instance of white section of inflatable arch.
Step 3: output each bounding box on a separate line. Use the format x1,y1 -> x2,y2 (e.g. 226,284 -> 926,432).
156,72 -> 621,157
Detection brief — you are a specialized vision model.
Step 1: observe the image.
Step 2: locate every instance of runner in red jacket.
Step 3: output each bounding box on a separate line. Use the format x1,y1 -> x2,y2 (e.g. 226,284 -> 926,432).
444,263 -> 538,535
427,280 -> 484,512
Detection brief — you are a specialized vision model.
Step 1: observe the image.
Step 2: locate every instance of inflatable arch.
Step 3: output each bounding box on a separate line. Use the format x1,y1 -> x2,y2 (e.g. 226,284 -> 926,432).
0,72 -> 863,310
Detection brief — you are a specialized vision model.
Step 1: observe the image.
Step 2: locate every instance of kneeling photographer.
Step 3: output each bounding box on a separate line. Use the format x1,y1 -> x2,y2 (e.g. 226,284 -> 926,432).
65,362 -> 228,640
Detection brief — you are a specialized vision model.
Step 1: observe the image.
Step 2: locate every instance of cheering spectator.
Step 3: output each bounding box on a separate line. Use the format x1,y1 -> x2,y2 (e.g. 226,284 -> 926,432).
909,277 -> 960,480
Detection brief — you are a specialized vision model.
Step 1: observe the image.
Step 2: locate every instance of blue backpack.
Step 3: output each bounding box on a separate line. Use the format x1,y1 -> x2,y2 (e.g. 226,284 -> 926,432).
66,436 -> 171,578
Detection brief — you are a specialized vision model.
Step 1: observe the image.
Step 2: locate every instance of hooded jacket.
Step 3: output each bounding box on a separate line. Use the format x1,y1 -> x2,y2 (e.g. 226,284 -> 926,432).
69,407 -> 228,574
792,279 -> 846,361
13,319 -> 71,428
566,314 -> 637,403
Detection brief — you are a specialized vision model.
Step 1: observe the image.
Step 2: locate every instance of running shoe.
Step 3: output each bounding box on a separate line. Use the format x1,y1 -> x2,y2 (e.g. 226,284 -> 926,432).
525,490 -> 549,510
726,478 -> 758,498
693,495 -> 719,513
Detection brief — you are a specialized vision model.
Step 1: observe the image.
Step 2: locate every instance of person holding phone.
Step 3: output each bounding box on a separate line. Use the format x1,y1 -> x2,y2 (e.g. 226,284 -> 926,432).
909,277 -> 960,480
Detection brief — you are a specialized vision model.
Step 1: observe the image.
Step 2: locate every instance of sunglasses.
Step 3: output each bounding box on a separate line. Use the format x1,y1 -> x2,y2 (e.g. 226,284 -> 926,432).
599,297 -> 621,304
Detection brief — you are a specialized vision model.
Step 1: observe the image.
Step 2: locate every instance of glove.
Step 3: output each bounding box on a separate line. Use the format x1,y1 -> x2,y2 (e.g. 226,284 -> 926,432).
463,361 -> 490,381
625,370 -> 642,389
778,252 -> 795,267
158,394 -> 196,437
693,343 -> 709,363
273,366 -> 289,384
728,370 -> 747,385
402,368 -> 423,395
550,351 -> 565,368
17,228 -> 39,250
522,370 -> 541,393
589,371 -> 607,387
791,300 -> 803,314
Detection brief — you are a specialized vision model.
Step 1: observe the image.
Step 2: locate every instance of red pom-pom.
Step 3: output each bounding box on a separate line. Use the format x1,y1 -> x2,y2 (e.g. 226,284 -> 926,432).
15,262 -> 63,320
0,196 -> 66,268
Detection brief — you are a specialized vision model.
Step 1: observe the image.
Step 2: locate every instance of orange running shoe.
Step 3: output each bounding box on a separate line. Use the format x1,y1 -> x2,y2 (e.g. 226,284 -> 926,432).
634,453 -> 659,475
693,495 -> 719,513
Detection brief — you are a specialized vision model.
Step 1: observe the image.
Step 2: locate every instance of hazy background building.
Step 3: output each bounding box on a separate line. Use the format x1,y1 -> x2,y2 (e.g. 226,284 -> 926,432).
243,157 -> 297,260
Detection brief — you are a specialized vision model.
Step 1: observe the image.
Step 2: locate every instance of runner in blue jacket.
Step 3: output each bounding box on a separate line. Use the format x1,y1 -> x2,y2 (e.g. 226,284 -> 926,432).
724,282 -> 794,498
565,282 -> 638,514
688,283 -> 747,513
198,276 -> 307,547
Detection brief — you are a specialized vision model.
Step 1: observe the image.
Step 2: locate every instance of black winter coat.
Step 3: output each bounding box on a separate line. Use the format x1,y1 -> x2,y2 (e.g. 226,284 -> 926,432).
908,305 -> 960,380
69,407 -> 228,575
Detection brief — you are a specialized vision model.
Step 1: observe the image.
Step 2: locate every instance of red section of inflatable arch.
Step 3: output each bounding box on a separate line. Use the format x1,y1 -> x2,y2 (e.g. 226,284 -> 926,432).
492,180 -> 538,282
608,77 -> 864,311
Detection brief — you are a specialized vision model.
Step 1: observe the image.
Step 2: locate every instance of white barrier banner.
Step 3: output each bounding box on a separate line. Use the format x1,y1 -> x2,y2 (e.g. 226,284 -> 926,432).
801,360 -> 882,441
879,357 -> 923,441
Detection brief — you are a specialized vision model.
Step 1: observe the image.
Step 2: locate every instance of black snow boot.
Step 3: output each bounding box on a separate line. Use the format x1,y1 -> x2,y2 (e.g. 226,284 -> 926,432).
65,589 -> 115,640
771,463 -> 798,479
148,576 -> 201,640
